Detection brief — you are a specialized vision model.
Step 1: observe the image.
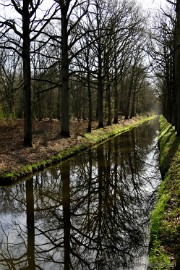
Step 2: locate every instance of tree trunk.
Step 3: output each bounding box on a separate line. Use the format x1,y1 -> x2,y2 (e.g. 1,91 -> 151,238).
22,0 -> 32,146
130,88 -> 136,118
60,7 -> 70,137
87,67 -> 92,132
97,48 -> 104,128
106,81 -> 111,126
124,83 -> 132,120
113,59 -> 118,124
175,0 -> 180,135
37,92 -> 43,121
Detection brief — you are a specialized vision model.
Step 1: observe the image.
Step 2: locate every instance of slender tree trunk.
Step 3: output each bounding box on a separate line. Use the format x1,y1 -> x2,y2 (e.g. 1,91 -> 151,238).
175,0 -> 180,135
37,92 -> 43,121
171,57 -> 176,126
113,59 -> 118,124
130,88 -> 136,118
23,0 -> 32,146
87,66 -> 92,132
106,82 -> 111,126
60,8 -> 70,137
97,48 -> 104,128
124,84 -> 132,120
96,1 -> 103,128
125,65 -> 136,119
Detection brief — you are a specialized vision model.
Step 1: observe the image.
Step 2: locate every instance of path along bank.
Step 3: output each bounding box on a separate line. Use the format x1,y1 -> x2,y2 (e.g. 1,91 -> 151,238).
149,115 -> 180,269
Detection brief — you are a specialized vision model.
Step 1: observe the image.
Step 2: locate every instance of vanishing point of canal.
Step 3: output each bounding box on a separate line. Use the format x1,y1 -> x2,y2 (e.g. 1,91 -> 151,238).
0,118 -> 161,270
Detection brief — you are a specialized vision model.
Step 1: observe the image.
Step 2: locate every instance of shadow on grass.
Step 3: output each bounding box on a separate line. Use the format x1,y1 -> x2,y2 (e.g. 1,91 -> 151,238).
158,117 -> 180,178
160,136 -> 180,177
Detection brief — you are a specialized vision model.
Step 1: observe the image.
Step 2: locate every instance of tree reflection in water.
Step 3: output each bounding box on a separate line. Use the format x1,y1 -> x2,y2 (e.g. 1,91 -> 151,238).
0,119 -> 161,270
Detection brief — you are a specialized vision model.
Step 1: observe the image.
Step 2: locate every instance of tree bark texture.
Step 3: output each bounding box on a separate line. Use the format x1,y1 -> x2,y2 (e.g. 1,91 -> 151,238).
113,57 -> 118,124
175,0 -> 180,135
97,49 -> 104,128
60,4 -> 70,137
23,0 -> 32,146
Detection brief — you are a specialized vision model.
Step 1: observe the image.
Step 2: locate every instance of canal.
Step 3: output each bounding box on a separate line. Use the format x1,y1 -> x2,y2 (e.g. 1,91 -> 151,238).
0,118 -> 161,270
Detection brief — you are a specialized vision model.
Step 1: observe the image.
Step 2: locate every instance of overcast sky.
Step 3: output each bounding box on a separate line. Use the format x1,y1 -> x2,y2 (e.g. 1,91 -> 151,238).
138,0 -> 166,11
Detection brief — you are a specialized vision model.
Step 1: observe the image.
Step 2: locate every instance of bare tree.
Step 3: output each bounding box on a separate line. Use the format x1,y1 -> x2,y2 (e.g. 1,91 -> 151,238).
0,0 -> 58,146
54,0 -> 90,137
0,48 -> 21,116
149,3 -> 175,124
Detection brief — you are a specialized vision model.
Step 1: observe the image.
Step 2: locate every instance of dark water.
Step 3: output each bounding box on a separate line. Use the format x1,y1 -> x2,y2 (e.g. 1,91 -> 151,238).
0,119 -> 161,270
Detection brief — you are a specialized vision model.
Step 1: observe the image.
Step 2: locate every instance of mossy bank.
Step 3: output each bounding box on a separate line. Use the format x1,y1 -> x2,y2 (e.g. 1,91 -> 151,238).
148,115 -> 180,269
0,116 -> 155,185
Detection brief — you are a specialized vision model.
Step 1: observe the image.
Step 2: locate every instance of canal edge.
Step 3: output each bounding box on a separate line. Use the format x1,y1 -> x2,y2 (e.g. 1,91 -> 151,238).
148,115 -> 180,269
0,116 -> 156,185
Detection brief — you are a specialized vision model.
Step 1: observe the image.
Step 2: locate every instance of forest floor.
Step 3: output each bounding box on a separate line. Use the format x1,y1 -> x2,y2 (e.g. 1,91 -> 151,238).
0,117 -> 140,175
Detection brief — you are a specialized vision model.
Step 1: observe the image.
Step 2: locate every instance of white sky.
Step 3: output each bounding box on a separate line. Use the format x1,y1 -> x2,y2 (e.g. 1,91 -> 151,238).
138,0 -> 167,11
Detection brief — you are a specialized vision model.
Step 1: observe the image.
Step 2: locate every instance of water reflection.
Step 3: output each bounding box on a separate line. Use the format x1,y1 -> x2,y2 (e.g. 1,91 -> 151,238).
0,119 -> 161,270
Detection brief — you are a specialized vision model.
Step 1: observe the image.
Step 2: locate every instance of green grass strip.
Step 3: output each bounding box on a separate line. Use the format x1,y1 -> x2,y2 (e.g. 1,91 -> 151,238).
0,115 -> 156,184
149,115 -> 180,269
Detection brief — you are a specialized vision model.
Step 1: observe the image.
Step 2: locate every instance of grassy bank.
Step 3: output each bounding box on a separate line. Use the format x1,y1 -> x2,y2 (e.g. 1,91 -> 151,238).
0,116 -> 155,185
149,115 -> 180,269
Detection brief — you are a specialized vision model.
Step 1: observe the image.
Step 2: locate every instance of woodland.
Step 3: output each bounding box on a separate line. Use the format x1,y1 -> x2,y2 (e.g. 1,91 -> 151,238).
0,1 -> 180,267
0,0 -> 179,153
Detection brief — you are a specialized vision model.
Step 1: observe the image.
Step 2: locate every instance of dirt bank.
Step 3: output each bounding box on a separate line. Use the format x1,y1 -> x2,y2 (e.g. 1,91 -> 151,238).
0,116 -> 155,183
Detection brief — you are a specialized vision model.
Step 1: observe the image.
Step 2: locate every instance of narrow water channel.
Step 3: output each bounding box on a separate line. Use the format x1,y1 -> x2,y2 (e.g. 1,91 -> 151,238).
0,118 -> 161,270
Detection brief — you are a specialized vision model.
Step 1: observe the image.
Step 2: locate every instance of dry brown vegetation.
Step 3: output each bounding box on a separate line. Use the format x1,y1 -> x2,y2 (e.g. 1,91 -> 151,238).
0,117 -> 138,174
0,118 -> 139,173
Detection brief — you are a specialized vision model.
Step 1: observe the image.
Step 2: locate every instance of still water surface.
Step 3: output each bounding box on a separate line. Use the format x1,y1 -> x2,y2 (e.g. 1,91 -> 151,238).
0,119 -> 161,270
